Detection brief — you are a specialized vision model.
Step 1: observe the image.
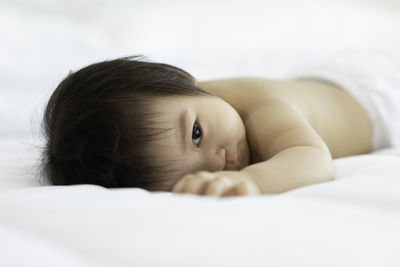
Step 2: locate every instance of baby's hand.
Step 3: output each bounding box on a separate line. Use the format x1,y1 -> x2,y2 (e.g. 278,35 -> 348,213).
171,171 -> 260,197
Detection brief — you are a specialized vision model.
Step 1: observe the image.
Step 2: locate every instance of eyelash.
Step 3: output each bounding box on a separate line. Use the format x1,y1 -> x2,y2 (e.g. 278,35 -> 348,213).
192,121 -> 202,147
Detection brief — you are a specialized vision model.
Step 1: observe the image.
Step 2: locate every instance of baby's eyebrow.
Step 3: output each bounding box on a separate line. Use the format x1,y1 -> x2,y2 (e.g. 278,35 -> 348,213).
179,110 -> 188,153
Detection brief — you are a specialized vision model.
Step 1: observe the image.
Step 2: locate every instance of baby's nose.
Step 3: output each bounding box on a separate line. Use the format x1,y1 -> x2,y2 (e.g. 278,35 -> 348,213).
216,147 -> 226,162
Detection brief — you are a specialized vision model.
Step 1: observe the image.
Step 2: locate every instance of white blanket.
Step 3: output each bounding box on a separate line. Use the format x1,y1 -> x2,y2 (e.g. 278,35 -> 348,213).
1,139 -> 400,266
1,0 -> 400,266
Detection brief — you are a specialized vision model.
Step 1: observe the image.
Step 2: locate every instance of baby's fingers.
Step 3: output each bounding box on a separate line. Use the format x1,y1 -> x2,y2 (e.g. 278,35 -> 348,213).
204,176 -> 234,196
172,172 -> 214,194
171,175 -> 189,193
231,181 -> 261,196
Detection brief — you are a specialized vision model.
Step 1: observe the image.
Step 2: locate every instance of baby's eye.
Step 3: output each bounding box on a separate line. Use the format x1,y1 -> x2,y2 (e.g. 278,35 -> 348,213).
192,122 -> 202,147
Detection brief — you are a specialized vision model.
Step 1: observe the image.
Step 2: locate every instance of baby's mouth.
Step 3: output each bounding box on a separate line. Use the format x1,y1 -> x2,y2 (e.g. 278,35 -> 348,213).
224,153 -> 241,171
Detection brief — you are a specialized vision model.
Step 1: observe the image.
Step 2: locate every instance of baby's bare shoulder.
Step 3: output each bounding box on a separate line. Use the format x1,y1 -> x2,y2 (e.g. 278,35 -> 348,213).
199,77 -> 293,116
199,77 -> 372,158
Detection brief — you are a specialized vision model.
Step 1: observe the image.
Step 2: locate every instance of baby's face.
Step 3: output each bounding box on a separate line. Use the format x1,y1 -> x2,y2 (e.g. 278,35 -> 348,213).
150,95 -> 250,186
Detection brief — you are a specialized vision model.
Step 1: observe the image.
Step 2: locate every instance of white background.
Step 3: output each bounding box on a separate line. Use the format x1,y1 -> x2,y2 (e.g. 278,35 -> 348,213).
1,2 -> 400,266
1,0 -> 399,137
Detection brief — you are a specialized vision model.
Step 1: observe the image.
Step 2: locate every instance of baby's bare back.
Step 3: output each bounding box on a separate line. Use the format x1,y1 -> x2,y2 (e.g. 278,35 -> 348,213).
199,77 -> 372,159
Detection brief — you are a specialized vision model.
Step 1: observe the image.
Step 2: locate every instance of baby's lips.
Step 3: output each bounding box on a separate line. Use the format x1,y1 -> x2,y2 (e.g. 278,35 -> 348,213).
224,153 -> 241,170
223,163 -> 238,171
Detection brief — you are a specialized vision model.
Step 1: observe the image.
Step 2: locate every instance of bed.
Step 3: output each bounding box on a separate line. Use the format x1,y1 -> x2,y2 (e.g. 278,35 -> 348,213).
1,138 -> 400,266
1,0 -> 400,266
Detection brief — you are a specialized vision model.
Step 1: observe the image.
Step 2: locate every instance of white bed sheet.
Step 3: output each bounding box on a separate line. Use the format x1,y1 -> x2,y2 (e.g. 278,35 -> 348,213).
1,0 -> 400,266
0,138 -> 399,267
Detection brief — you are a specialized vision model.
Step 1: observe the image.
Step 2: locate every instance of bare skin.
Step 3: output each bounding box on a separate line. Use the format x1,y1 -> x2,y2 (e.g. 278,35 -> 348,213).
200,77 -> 372,159
160,77 -> 372,196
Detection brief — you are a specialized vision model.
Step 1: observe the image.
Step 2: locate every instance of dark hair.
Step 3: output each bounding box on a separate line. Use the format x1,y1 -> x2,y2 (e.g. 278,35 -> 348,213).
41,56 -> 210,190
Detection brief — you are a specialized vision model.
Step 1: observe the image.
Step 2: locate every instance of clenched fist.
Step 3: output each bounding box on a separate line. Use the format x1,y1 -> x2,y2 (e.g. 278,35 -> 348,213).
172,170 -> 260,197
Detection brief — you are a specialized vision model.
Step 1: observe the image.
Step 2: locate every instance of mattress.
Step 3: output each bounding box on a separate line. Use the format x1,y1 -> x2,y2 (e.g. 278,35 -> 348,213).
1,0 -> 400,266
1,138 -> 399,266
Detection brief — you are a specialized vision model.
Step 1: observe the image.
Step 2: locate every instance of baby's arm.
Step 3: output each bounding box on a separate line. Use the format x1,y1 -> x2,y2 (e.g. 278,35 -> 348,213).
241,97 -> 334,194
172,97 -> 334,196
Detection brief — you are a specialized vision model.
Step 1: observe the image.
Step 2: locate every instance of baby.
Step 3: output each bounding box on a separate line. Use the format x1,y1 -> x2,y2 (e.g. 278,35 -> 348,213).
41,54 -> 399,196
